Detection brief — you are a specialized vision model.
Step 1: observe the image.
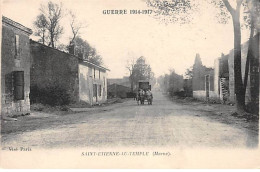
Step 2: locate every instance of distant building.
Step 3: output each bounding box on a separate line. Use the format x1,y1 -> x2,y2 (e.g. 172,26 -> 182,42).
108,83 -> 131,98
1,16 -> 32,117
192,54 -> 217,101
107,76 -> 131,88
30,40 -> 109,106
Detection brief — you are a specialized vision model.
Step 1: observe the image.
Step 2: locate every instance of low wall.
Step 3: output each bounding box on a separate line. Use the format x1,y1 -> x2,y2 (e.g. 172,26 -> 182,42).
193,90 -> 219,101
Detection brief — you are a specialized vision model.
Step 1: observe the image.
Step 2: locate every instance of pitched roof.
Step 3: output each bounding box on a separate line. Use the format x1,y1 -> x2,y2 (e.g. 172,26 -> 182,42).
2,16 -> 32,35
80,60 -> 110,71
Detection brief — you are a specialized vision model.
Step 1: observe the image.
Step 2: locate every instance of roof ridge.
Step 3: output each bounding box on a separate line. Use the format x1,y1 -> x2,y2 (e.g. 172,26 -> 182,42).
2,16 -> 32,35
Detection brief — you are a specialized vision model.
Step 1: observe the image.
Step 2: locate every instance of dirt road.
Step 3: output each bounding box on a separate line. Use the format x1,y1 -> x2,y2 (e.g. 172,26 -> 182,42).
1,91 -> 258,149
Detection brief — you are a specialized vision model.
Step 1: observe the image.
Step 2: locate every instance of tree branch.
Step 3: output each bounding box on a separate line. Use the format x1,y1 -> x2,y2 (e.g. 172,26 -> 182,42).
237,0 -> 243,8
222,0 -> 235,15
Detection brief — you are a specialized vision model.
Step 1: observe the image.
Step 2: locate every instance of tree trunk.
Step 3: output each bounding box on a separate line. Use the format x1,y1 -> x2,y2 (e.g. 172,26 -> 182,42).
43,32 -> 45,45
51,32 -> 54,48
243,24 -> 254,92
232,9 -> 245,112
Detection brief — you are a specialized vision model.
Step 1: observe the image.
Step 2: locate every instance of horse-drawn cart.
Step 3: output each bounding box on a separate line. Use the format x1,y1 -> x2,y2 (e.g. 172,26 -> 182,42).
136,80 -> 153,105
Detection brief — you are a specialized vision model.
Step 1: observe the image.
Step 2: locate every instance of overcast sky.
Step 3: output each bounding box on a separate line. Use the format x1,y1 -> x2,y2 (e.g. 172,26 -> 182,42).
2,0 -> 250,78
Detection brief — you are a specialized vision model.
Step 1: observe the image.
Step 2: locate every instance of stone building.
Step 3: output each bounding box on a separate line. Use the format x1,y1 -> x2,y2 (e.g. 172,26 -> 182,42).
1,16 -> 32,117
30,40 -> 109,106
214,34 -> 259,112
79,59 -> 108,105
192,54 -> 216,101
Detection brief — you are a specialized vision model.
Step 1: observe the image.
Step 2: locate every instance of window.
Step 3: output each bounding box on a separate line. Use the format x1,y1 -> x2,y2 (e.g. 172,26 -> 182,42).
99,85 -> 102,96
93,84 -> 97,97
13,71 -> 24,100
94,68 -> 96,78
15,35 -> 19,57
99,70 -> 100,79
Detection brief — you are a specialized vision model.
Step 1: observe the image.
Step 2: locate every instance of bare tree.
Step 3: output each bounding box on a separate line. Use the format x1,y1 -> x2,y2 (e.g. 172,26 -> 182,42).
38,1 -> 64,48
69,11 -> 86,45
33,14 -> 48,45
126,57 -> 137,91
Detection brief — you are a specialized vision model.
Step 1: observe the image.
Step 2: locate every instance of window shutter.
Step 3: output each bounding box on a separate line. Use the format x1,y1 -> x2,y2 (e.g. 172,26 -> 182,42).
93,84 -> 97,97
99,85 -> 101,96
13,71 -> 24,100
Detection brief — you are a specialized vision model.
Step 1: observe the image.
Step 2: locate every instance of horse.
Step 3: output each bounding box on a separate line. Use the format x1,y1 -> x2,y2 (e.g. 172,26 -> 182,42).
137,90 -> 145,105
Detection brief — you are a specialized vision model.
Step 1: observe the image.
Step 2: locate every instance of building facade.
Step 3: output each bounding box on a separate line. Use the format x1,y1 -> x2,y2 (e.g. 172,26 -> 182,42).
30,40 -> 109,106
1,16 -> 32,117
79,61 -> 108,105
192,54 -> 217,101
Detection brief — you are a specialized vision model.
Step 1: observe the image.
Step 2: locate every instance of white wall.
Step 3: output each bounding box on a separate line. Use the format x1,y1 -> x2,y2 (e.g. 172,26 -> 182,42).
79,64 -> 108,105
79,64 -> 91,104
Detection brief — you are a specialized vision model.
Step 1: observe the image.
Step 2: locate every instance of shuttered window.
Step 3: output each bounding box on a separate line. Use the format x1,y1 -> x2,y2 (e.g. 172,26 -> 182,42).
15,35 -> 19,57
99,85 -> 102,96
13,71 -> 24,100
93,84 -> 97,97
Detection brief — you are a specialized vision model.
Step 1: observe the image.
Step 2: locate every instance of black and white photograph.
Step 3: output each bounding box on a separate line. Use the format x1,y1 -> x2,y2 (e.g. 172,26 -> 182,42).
0,0 -> 259,168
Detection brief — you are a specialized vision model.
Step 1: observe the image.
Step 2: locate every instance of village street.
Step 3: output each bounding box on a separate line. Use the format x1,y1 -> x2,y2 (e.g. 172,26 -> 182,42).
1,91 -> 258,149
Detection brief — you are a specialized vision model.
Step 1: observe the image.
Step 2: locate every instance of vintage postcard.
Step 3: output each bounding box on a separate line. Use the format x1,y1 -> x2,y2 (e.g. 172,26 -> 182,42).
0,0 -> 259,169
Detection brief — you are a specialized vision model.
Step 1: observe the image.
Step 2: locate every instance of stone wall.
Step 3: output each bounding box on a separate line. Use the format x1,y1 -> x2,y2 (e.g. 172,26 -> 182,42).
1,17 -> 32,116
30,40 -> 79,105
79,64 -> 92,104
193,91 -> 206,100
193,91 -> 218,101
